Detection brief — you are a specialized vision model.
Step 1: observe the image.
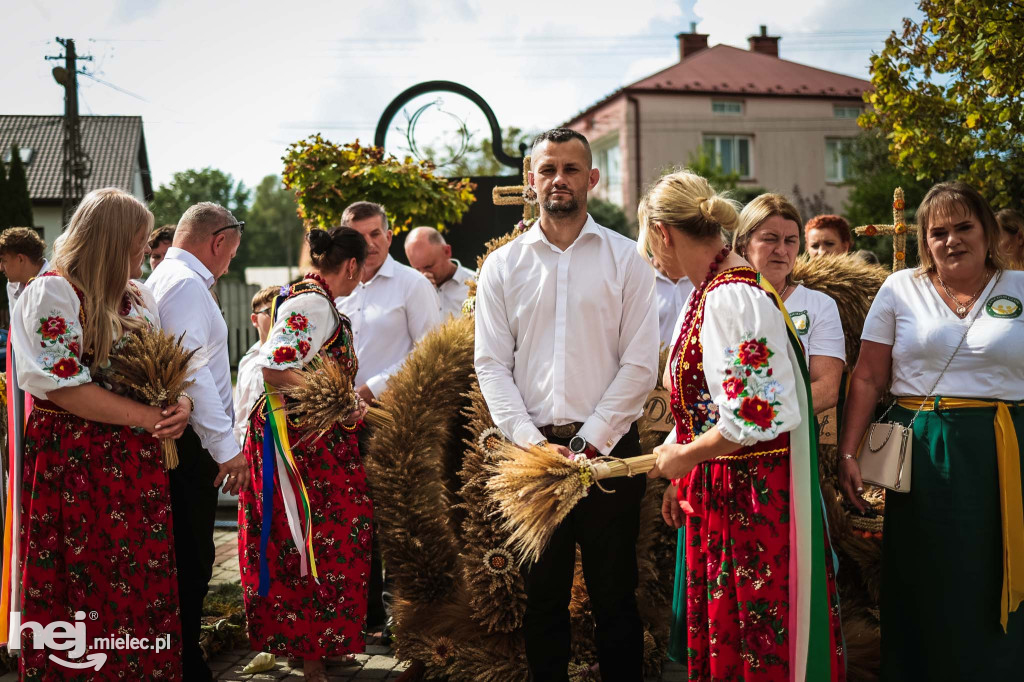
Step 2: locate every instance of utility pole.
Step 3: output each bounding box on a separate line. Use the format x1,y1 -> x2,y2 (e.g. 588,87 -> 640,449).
46,37 -> 92,228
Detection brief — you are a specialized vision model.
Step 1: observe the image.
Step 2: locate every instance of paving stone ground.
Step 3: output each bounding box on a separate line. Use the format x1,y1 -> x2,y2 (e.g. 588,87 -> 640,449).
0,526 -> 686,680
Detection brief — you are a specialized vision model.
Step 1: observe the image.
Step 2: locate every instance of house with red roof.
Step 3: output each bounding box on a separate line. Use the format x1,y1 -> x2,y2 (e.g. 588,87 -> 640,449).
564,26 -> 871,216
0,115 -> 153,250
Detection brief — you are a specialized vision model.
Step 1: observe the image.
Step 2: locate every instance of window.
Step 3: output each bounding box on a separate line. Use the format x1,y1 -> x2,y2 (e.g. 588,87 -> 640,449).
1,147 -> 34,165
834,105 -> 861,119
712,100 -> 743,115
702,135 -> 753,179
825,138 -> 852,182
594,142 -> 623,206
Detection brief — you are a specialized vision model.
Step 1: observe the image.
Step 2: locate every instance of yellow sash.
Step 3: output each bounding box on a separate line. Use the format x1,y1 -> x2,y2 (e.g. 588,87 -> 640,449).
897,396 -> 1024,631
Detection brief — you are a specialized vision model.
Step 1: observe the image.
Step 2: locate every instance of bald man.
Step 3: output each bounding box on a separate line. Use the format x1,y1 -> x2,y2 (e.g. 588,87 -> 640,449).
404,226 -> 476,318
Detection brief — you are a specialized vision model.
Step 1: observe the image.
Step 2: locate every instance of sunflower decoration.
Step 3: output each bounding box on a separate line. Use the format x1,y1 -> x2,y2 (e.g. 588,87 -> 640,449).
482,547 -> 514,576
430,636 -> 456,667
476,426 -> 506,454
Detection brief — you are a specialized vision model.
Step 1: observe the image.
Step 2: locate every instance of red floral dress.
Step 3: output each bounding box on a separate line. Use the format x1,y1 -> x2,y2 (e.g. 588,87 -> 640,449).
668,267 -> 845,681
238,279 -> 373,658
10,273 -> 182,680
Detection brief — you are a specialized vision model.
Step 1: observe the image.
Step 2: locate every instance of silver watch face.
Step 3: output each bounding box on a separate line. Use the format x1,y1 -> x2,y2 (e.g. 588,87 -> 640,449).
569,435 -> 586,453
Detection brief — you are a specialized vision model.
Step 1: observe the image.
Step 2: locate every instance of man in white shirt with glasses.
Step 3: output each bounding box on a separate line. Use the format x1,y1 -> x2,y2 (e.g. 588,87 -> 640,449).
474,128 -> 658,681
147,202 -> 249,682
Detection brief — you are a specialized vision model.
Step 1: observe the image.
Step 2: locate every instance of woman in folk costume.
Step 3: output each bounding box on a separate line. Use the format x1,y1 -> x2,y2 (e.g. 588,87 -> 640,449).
641,171 -> 845,681
7,188 -> 190,680
238,227 -> 373,682
839,182 -> 1024,680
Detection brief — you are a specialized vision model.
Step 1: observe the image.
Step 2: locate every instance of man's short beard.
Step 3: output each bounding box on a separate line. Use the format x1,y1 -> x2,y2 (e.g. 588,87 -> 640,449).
542,195 -> 580,215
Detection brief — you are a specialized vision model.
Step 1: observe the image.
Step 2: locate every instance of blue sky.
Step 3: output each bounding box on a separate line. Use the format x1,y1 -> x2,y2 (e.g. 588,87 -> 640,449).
1,0 -> 922,190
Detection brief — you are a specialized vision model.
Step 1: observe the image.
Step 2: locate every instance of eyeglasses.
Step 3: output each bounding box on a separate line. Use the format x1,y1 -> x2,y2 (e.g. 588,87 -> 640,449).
212,221 -> 245,235
254,308 -> 271,316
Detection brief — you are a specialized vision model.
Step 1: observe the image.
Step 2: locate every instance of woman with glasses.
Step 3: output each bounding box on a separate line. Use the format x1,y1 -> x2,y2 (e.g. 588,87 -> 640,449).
238,227 -> 373,682
8,188 -> 192,679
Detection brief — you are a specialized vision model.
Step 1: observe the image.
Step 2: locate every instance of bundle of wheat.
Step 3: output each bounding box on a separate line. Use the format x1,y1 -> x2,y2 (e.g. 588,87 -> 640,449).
107,329 -> 199,469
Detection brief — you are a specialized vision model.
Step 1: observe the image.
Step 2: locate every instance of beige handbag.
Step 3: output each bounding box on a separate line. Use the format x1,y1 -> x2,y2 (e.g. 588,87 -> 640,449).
857,285 -> 991,492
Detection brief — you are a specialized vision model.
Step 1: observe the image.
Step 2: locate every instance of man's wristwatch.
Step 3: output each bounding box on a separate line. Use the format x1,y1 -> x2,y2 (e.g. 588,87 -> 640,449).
569,435 -> 588,456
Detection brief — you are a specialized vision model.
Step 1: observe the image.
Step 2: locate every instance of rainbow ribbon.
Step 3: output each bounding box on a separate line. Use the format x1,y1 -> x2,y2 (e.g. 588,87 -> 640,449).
0,334 -> 30,648
258,295 -> 318,596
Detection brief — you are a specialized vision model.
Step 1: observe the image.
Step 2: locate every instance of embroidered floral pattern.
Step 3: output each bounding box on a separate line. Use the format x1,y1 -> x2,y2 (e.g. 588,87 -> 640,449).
34,311 -> 88,385
723,334 -> 784,437
267,311 -> 317,368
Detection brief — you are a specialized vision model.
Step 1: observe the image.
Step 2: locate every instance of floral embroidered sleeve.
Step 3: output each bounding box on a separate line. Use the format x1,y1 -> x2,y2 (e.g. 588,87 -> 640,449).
11,275 -> 91,398
254,293 -> 336,372
700,283 -> 802,445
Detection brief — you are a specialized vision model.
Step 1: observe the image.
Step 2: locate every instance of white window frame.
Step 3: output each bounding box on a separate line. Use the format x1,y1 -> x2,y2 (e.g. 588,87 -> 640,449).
825,137 -> 853,183
702,134 -> 754,180
833,105 -> 862,119
711,100 -> 743,116
592,136 -> 623,207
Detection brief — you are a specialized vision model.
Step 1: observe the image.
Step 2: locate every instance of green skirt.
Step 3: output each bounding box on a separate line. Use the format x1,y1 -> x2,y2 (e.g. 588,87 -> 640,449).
882,403 -> 1024,681
668,527 -> 686,662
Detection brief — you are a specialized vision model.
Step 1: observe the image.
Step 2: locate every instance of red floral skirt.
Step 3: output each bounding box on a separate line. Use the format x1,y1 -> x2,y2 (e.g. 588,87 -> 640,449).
679,453 -> 845,681
18,403 -> 182,681
238,406 -> 373,658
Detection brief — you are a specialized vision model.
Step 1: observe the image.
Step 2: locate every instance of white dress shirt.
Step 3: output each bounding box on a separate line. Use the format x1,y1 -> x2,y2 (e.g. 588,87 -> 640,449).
232,340 -> 263,449
7,258 -> 49,320
335,254 -> 442,397
437,259 -> 477,319
654,270 -> 694,350
146,247 -> 237,463
474,215 -> 659,455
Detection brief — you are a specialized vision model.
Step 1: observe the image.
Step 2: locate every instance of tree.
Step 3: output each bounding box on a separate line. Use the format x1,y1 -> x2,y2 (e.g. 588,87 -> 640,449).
245,175 -> 306,273
422,126 -> 535,177
282,136 -> 476,233
6,144 -> 33,228
149,167 -> 249,228
588,197 -> 630,237
862,1 -> 1024,210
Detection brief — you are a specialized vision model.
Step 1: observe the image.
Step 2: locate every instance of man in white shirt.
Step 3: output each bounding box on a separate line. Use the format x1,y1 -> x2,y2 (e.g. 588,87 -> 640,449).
336,202 -> 442,403
404,226 -> 476,318
146,202 -> 249,682
653,257 -> 694,349
475,128 -> 659,681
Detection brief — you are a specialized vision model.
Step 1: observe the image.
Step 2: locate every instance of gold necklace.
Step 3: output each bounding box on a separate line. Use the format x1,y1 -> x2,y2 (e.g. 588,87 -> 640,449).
937,270 -> 993,318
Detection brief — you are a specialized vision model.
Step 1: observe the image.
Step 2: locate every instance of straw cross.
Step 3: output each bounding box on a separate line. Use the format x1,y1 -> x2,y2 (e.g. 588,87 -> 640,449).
491,156 -> 539,223
852,187 -> 918,271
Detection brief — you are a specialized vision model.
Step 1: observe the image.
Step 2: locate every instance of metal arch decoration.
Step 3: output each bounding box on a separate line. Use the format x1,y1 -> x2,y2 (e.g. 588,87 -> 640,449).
374,80 -> 525,171
399,97 -> 473,169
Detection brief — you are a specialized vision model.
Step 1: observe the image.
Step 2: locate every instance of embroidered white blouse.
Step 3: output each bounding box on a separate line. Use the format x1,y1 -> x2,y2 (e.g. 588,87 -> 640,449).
232,340 -> 263,448
11,275 -> 161,400
255,292 -> 339,372
666,280 -> 802,446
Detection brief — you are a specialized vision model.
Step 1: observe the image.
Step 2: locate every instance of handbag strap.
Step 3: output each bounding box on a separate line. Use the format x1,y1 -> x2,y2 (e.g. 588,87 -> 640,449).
878,269 -> 1002,427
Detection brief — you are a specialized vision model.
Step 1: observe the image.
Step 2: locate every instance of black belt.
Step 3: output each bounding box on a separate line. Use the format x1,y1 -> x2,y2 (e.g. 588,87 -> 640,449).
539,422 -> 584,439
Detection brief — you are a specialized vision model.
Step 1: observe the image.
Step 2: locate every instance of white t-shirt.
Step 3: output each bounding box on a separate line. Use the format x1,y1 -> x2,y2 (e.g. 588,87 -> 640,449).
784,284 -> 846,363
861,268 -> 1024,400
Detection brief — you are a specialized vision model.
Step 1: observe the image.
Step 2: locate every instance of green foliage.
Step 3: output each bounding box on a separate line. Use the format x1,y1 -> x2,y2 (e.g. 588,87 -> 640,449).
281,136 -> 476,233
149,167 -> 250,228
243,175 -> 306,269
588,197 -> 630,236
862,0 -> 1024,210
5,144 -> 33,228
422,126 -> 535,177
843,130 -> 931,264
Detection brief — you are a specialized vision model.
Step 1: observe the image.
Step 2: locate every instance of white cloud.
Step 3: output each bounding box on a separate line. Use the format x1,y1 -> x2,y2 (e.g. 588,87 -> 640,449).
2,0 -> 919,190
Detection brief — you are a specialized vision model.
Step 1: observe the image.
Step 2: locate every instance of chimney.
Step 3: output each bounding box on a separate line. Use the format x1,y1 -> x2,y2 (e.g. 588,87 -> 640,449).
748,25 -> 780,57
676,22 -> 709,61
